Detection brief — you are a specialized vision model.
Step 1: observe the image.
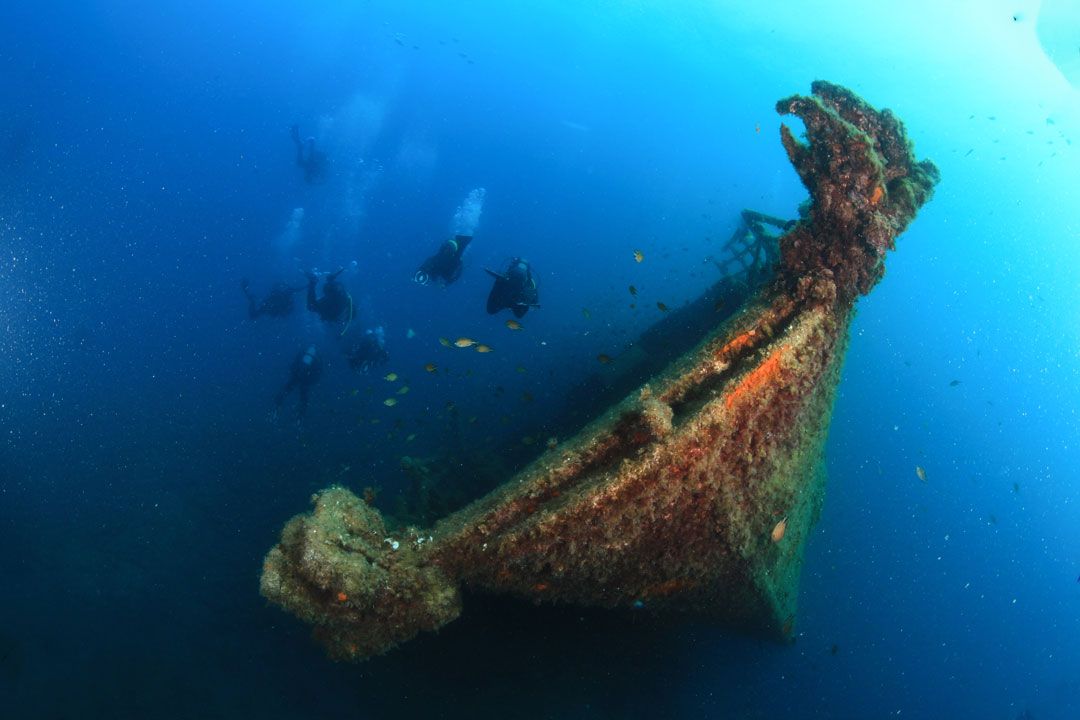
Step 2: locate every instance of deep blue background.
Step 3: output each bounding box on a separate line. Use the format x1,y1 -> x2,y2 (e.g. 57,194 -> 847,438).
2,1 -> 1078,718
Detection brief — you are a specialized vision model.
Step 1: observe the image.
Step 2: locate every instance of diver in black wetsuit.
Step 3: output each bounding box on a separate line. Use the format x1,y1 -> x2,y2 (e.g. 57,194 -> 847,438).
345,326 -> 390,374
413,234 -> 472,287
485,258 -> 539,318
273,344 -> 323,425
305,268 -> 353,325
290,124 -> 326,184
240,278 -> 305,320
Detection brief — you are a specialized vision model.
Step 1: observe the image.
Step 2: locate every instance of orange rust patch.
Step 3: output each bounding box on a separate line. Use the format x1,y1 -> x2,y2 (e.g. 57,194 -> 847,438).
725,346 -> 789,409
869,185 -> 884,205
717,329 -> 757,359
337,591 -> 348,603
533,582 -> 550,592
641,577 -> 696,598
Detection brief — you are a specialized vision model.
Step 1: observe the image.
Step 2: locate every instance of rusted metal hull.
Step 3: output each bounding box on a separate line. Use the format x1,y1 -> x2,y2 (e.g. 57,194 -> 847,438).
260,81 -> 939,661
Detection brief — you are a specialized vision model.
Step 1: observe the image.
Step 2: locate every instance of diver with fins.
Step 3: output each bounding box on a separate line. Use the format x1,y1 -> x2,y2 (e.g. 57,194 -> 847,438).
304,267 -> 354,329
273,344 -> 323,428
414,234 -> 472,287
345,326 -> 390,374
290,124 -> 326,184
240,278 -> 306,320
485,257 -> 539,318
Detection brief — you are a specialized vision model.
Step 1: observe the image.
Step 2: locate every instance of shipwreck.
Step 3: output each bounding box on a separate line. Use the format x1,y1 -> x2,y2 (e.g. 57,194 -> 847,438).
260,81 -> 940,661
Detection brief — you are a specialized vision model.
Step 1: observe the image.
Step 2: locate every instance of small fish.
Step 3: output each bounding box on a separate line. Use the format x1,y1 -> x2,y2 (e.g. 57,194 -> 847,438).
596,353 -> 613,365
916,466 -> 927,482
830,644 -> 839,656
515,365 -> 527,374
406,328 -> 416,339
582,308 -> 591,319
505,319 -> 523,331
439,337 -> 452,347
522,436 -> 535,445
546,436 -> 558,449
963,148 -> 974,157
771,517 -> 788,543
656,302 -> 669,313
383,398 -> 398,407
454,337 -> 477,348
350,389 -> 359,397
633,249 -> 644,263
424,363 -> 437,373
949,379 -> 961,387
475,344 -> 493,353
755,123 -> 761,134
384,373 -> 398,382
396,386 -> 410,395
445,401 -> 456,411
628,285 -> 637,296
522,391 -> 534,403
1013,482 -> 1020,493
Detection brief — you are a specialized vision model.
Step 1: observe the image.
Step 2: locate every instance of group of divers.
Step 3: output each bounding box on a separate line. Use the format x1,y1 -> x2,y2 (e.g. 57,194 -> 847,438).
242,126 -> 540,427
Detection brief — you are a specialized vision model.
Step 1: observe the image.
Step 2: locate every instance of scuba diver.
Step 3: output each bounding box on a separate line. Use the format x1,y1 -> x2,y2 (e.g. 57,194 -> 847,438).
345,326 -> 390,374
413,234 -> 472,287
273,344 -> 323,426
290,124 -> 326,184
485,258 -> 539,318
305,267 -> 354,327
240,278 -> 305,320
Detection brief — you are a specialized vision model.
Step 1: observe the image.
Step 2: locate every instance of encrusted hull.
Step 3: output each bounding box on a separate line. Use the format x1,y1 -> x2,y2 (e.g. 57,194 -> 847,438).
260,81 -> 939,661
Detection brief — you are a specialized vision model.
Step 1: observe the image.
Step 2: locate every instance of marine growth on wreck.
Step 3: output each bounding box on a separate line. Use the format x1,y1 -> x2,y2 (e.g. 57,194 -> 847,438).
259,81 -> 940,661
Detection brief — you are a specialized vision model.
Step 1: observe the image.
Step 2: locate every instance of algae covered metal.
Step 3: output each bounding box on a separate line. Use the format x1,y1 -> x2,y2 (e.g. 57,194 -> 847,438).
260,81 -> 940,661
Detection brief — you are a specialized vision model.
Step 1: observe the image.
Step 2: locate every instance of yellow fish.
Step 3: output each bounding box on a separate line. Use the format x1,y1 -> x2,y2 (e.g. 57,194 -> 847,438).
383,372 -> 398,382
439,337 -> 452,347
916,466 -> 927,482
505,319 -> 523,331
396,386 -> 410,395
383,398 -> 398,407
454,337 -> 477,348
633,249 -> 644,263
475,344 -> 493,353
771,517 -> 788,543
424,363 -> 437,373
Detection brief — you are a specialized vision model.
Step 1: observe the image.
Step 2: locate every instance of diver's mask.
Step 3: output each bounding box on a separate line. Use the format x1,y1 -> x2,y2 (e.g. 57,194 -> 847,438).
413,271 -> 429,285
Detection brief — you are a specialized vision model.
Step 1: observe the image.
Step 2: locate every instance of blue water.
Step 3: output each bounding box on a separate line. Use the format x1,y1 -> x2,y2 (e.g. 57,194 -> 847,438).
3,1 -> 1078,718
